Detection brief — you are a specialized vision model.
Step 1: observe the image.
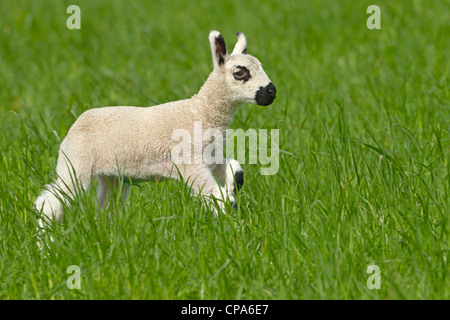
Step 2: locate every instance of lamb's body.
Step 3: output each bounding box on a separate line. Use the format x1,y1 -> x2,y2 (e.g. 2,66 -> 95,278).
64,103 -> 188,182
62,73 -> 236,182
62,106 -> 174,181
35,30 -> 276,236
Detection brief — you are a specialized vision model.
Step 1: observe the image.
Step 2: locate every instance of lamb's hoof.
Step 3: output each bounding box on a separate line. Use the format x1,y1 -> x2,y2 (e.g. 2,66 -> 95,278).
232,201 -> 238,211
234,171 -> 244,192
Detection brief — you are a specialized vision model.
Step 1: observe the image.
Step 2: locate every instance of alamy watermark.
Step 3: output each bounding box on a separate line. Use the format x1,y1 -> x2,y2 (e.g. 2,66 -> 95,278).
171,121 -> 279,175
366,265 -> 381,289
366,5 -> 381,30
66,5 -> 81,30
67,265 -> 81,289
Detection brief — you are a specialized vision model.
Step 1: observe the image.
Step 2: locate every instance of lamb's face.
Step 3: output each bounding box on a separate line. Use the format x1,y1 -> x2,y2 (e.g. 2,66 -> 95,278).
224,54 -> 276,106
209,31 -> 276,106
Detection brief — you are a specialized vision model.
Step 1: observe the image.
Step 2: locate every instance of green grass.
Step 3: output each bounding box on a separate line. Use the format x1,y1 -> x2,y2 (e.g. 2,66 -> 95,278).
1,0 -> 449,299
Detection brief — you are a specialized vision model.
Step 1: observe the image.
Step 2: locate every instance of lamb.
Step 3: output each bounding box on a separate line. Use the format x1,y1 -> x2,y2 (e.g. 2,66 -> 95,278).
34,30 -> 276,232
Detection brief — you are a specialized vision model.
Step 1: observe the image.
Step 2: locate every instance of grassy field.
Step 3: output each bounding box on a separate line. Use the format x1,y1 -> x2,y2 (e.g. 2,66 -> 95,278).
0,0 -> 449,300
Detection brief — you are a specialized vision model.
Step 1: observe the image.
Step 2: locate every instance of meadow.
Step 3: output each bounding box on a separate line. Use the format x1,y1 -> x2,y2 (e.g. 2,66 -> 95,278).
0,0 -> 449,299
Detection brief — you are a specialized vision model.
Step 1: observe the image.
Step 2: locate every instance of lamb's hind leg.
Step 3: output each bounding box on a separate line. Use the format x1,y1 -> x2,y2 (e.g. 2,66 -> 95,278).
35,165 -> 92,247
36,170 -> 91,224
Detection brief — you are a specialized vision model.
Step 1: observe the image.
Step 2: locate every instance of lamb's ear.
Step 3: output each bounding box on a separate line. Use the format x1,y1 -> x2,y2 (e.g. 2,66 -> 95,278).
232,31 -> 247,55
209,30 -> 228,69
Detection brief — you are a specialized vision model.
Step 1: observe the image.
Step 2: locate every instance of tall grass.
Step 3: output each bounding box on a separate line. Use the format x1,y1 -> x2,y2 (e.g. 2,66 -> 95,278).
0,0 -> 449,299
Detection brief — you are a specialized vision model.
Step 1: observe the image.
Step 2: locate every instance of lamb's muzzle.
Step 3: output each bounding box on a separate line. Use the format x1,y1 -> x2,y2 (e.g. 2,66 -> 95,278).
255,82 -> 277,106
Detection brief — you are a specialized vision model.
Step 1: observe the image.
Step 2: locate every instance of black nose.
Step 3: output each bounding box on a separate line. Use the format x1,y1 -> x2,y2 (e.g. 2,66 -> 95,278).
255,82 -> 277,106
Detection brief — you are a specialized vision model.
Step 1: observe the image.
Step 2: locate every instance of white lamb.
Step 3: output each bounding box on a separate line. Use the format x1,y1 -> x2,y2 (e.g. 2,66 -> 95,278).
35,30 -> 276,231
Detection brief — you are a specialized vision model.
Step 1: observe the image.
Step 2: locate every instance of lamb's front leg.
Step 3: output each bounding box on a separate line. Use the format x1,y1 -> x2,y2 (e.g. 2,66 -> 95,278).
182,164 -> 235,214
212,158 -> 244,196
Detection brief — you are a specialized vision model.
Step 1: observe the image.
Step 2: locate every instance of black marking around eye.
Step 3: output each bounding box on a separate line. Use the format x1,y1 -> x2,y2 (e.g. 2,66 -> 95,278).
234,65 -> 251,82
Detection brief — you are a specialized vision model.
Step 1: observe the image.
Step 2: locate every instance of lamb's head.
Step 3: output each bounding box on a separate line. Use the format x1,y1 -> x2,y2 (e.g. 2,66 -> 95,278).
209,31 -> 276,106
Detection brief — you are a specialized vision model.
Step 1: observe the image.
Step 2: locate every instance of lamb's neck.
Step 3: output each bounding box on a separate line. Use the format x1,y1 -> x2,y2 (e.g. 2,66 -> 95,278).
194,71 -> 240,130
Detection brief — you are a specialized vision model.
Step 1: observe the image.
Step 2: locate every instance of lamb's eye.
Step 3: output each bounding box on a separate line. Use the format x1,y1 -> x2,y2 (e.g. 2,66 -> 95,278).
233,70 -> 246,78
233,66 -> 251,82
